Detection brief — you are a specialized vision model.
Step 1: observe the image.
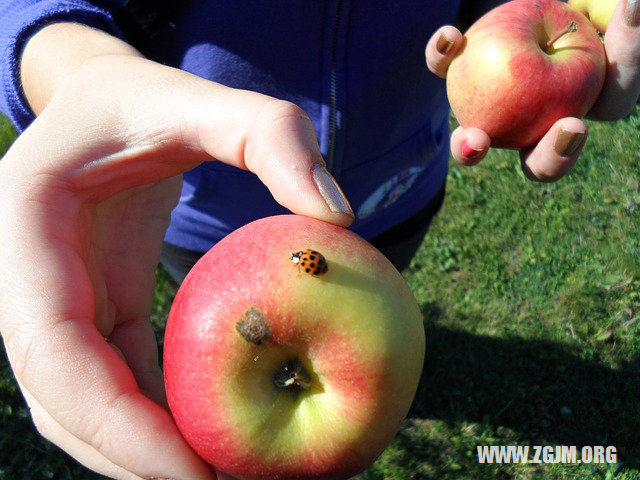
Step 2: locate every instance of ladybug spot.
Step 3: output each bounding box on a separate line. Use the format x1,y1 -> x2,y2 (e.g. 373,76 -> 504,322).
305,268 -> 311,273
310,263 -> 316,268
309,255 -> 316,260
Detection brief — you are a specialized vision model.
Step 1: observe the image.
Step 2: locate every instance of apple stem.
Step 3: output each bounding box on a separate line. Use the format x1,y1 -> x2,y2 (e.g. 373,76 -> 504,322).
546,21 -> 578,48
274,358 -> 312,392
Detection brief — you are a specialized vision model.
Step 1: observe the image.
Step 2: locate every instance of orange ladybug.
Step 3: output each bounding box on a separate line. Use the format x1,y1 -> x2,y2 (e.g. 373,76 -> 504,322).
290,249 -> 328,276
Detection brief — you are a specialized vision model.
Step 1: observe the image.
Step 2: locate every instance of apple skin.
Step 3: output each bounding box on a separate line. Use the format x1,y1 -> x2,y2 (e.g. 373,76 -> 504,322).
446,0 -> 606,149
163,215 -> 426,480
567,0 -> 617,33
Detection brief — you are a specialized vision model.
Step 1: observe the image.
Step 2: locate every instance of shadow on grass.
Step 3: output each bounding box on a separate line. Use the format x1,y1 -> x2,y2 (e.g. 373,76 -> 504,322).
408,302 -> 640,469
2,297 -> 639,478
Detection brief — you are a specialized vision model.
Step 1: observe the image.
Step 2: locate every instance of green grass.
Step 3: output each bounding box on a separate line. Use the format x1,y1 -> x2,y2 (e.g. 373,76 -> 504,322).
0,115 -> 16,155
2,107 -> 640,479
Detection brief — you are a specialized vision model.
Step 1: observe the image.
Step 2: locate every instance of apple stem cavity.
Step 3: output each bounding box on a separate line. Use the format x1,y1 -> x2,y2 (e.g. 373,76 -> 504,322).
546,21 -> 578,49
274,358 -> 312,392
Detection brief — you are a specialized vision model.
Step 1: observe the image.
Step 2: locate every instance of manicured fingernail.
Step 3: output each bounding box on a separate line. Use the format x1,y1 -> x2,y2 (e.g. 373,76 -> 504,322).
461,141 -> 485,160
436,32 -> 454,55
311,164 -> 354,218
626,0 -> 640,26
554,128 -> 585,156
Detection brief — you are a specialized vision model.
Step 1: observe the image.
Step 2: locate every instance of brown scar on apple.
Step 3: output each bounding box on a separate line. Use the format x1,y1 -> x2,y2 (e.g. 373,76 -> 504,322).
236,307 -> 271,345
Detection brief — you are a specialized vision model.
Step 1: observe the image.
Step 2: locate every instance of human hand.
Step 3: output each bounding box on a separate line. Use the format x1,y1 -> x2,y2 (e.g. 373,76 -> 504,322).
425,0 -> 640,182
0,47 -> 352,480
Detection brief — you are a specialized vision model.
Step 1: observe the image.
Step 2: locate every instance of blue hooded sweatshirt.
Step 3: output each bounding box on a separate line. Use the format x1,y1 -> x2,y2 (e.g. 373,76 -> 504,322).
0,0 -> 461,252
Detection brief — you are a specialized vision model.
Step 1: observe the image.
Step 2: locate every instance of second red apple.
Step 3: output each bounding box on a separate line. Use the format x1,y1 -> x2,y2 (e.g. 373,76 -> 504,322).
446,0 -> 606,149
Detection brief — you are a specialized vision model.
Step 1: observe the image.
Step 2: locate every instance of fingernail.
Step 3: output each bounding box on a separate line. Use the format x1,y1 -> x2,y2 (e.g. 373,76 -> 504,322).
625,0 -> 640,26
436,32 -> 454,55
311,164 -> 354,218
461,141 -> 485,160
554,128 -> 585,156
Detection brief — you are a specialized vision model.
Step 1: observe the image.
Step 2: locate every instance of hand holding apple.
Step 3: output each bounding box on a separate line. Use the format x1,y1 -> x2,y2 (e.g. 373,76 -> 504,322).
446,0 -> 606,150
164,214 -> 426,480
426,0 -> 640,180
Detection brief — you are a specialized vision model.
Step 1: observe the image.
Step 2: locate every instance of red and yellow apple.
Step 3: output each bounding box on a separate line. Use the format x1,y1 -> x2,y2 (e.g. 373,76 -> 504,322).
446,0 -> 606,149
163,214 -> 426,480
567,0 -> 618,33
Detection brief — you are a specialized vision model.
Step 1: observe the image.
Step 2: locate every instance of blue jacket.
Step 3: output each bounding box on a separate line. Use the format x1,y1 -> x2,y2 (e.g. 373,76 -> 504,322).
0,0 -> 460,251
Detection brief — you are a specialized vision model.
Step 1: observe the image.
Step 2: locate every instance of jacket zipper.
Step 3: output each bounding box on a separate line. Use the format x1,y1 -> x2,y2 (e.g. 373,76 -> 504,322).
327,0 -> 343,172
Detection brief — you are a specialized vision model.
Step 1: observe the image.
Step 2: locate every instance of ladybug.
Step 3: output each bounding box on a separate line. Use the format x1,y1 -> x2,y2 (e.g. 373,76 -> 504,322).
290,249 -> 328,276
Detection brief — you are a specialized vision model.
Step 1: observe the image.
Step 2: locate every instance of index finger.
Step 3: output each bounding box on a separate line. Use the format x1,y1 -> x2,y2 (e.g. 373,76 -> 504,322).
588,0 -> 640,120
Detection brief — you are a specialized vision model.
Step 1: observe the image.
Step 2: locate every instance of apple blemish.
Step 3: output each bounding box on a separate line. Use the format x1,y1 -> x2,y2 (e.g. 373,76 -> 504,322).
235,308 -> 316,394
235,307 -> 271,345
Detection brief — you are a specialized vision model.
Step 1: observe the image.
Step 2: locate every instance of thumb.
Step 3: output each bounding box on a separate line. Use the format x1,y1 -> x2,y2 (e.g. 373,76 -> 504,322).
425,25 -> 464,78
12,55 -> 354,226
588,0 -> 640,120
193,92 -> 355,226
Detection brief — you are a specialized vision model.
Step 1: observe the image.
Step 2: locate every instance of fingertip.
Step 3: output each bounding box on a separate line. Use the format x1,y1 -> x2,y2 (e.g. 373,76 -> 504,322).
310,163 -> 355,226
426,26 -> 464,78
520,118 -> 587,182
461,140 -> 488,164
240,101 -> 354,227
553,123 -> 587,158
450,126 -> 490,165
327,210 -> 356,228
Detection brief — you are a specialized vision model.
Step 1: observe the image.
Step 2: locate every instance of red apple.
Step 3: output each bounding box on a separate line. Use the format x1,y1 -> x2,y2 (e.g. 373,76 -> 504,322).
446,0 -> 606,149
163,215 -> 425,479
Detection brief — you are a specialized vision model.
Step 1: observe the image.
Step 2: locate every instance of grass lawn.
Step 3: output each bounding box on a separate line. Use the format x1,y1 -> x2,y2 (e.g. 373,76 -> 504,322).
1,106 -> 640,479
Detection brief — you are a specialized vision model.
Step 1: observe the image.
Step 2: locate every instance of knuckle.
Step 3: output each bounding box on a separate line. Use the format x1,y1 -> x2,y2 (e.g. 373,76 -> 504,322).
2,327 -> 37,383
520,161 -> 560,183
259,99 -> 311,130
244,98 -> 315,170
430,60 -> 448,77
29,402 -> 57,442
85,420 -> 107,453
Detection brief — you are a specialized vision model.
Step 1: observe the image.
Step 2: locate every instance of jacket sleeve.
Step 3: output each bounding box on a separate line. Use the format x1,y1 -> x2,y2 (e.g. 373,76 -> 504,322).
0,0 -> 126,132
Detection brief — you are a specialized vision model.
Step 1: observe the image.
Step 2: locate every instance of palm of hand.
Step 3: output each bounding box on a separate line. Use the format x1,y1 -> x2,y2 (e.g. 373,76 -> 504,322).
0,66 -> 211,477
86,177 -> 181,399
